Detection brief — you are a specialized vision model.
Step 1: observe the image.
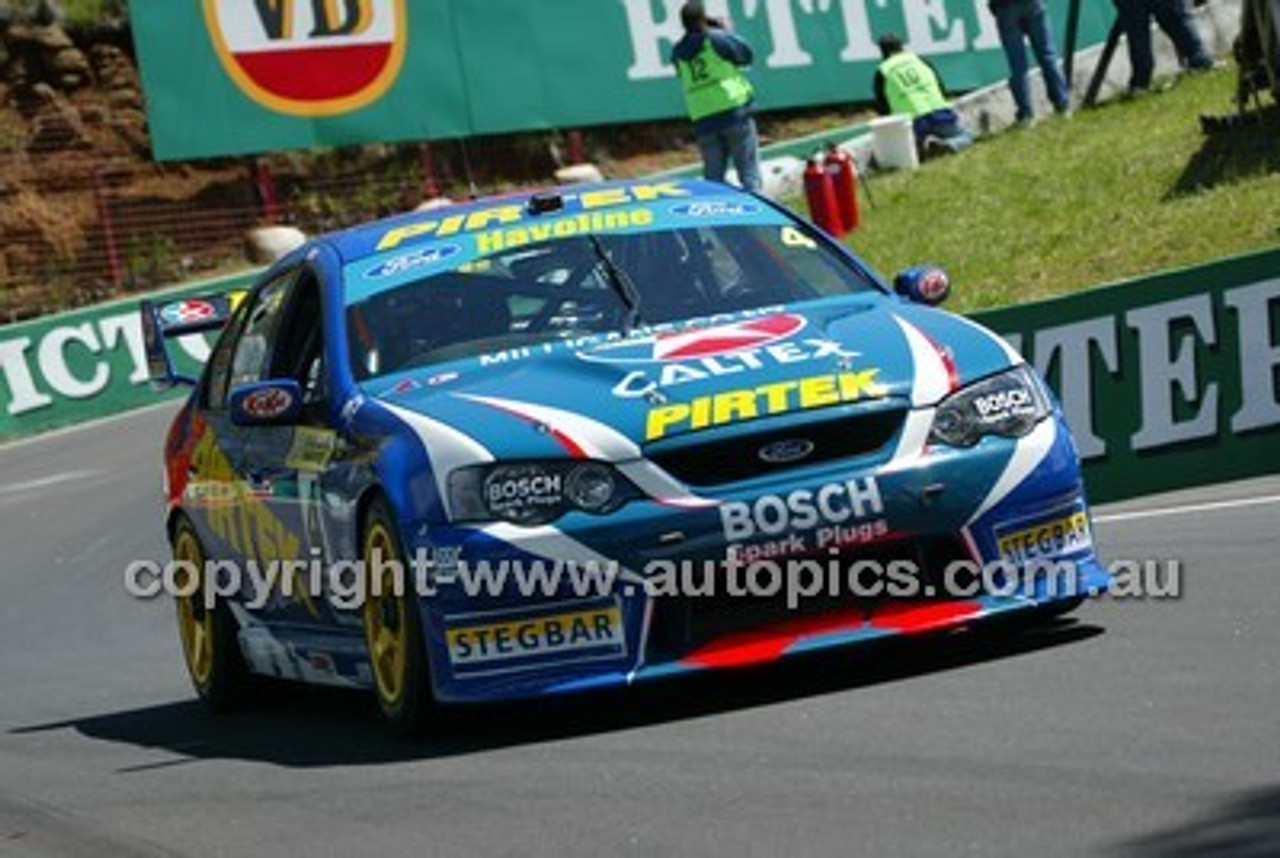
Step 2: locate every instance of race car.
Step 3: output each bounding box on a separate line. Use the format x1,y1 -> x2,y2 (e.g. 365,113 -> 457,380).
142,178 -> 1109,731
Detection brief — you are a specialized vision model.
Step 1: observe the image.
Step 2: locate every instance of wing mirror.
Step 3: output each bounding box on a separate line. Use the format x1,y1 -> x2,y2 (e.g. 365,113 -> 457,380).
893,265 -> 951,306
229,379 -> 303,427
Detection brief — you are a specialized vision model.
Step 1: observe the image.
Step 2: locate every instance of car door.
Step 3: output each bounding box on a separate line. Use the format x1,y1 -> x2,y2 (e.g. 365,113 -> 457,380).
235,266 -> 340,625
198,268 -> 305,613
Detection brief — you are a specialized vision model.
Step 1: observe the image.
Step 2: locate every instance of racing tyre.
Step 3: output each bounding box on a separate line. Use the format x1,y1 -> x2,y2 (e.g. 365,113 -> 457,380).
171,515 -> 249,710
361,497 -> 435,734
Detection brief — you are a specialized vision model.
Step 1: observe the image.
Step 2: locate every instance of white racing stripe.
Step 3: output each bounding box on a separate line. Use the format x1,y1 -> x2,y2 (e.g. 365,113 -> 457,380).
614,460 -> 718,508
881,408 -> 935,471
965,417 -> 1058,525
459,394 -> 639,461
480,521 -> 646,587
892,314 -> 952,406
460,393 -> 716,507
381,401 -> 493,519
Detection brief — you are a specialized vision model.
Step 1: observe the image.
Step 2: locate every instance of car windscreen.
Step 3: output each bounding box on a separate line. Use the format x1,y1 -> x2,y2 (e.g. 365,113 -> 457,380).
343,222 -> 881,381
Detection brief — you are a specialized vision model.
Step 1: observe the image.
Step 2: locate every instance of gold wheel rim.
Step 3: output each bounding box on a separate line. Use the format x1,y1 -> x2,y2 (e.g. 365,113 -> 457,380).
174,528 -> 214,687
363,520 -> 407,707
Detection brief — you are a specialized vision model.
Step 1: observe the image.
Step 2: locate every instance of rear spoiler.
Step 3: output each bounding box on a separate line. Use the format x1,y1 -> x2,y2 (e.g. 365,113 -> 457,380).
140,291 -> 247,388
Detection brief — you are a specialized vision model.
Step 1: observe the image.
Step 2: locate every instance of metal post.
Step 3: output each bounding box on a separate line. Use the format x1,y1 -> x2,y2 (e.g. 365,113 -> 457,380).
419,142 -> 441,199
567,130 -> 586,165
253,158 -> 280,224
92,168 -> 123,290
1084,20 -> 1125,106
1064,0 -> 1082,84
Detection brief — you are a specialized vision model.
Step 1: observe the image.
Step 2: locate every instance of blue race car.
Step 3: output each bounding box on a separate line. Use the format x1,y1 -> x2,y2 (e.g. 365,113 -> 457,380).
143,178 -> 1109,731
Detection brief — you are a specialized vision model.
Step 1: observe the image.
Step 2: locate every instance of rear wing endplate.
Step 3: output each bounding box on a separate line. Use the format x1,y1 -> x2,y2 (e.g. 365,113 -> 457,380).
139,291 -> 246,388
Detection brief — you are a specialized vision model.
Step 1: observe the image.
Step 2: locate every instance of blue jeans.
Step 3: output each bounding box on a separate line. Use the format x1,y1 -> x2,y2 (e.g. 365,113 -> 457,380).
696,117 -> 762,193
1113,0 -> 1213,89
914,109 -> 974,154
994,0 -> 1071,120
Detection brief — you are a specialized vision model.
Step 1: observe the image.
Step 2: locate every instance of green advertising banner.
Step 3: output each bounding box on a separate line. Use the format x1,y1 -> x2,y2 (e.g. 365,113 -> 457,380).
130,0 -> 1113,161
975,249 -> 1280,503
0,272 -> 258,441
5,251 -> 1277,504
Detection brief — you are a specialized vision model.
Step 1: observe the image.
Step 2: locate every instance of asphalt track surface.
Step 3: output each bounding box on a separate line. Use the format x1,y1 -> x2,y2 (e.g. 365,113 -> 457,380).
0,403 -> 1276,857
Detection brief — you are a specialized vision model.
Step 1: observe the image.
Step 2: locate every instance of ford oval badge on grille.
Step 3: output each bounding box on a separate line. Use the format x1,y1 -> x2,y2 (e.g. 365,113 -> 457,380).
758,438 -> 815,464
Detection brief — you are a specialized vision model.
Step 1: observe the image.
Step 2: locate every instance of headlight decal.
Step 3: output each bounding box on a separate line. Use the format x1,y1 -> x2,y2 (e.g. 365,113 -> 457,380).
382,401 -> 494,520
449,460 -> 640,525
891,314 -> 959,406
928,365 -> 1051,449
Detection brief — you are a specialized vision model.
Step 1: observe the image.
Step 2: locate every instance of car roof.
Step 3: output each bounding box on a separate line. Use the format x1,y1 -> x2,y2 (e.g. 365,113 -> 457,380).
320,177 -> 760,264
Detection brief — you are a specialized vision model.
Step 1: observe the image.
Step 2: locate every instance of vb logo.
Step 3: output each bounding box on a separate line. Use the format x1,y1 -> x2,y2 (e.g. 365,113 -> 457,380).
204,0 -> 406,116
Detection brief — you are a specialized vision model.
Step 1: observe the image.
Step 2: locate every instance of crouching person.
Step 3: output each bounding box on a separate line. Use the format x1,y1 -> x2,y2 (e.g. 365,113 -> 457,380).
873,33 -> 974,159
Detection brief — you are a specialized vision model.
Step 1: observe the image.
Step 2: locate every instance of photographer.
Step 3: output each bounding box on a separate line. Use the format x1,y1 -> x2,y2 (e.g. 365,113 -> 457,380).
670,1 -> 762,193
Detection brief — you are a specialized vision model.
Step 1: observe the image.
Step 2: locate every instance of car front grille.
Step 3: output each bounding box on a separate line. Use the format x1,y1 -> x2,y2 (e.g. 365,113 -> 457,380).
647,405 -> 907,488
644,536 -> 971,663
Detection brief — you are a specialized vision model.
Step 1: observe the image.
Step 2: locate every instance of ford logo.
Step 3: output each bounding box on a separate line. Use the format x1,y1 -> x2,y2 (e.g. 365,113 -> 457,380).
758,438 -> 815,464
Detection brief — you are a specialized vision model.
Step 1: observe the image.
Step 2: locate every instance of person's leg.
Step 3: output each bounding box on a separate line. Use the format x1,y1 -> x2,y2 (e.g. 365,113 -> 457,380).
995,3 -> 1034,121
696,129 -> 728,183
1113,0 -> 1155,89
1025,0 -> 1072,111
919,111 -> 973,155
1150,0 -> 1213,68
725,117 -> 763,192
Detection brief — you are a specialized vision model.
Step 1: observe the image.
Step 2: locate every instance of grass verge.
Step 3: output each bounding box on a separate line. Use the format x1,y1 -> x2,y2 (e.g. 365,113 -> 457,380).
821,65 -> 1280,313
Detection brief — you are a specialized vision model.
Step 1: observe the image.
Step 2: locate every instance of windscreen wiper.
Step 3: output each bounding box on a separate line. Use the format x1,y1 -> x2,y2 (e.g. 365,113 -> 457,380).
588,234 -> 642,333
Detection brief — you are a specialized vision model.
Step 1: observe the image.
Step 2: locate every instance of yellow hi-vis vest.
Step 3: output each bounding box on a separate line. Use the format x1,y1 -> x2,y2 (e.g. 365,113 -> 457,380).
879,52 -> 948,118
677,37 -> 753,121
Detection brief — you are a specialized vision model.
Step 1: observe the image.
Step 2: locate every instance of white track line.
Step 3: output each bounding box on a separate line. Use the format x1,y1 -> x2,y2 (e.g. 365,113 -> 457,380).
0,470 -> 99,498
0,400 -> 179,453
1094,493 -> 1280,525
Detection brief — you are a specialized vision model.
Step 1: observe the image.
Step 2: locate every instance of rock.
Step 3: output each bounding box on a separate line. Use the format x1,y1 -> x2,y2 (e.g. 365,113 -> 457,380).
78,103 -> 106,125
88,44 -> 138,92
245,226 -> 308,264
105,86 -> 143,111
8,22 -> 74,51
414,196 -> 454,212
109,109 -> 152,158
26,81 -> 91,150
5,23 -> 91,91
49,44 -> 91,89
554,163 -> 606,184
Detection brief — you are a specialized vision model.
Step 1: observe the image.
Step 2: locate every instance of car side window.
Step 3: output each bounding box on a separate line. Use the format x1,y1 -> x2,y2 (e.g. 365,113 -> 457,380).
269,272 -> 326,409
206,271 -> 296,410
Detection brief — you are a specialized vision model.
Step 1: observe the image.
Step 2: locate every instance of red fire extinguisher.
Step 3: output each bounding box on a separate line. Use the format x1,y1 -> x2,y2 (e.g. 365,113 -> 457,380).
825,144 -> 860,233
804,154 -> 844,238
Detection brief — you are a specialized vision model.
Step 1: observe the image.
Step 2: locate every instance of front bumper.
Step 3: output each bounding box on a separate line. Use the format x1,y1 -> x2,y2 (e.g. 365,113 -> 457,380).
412,412 -> 1110,702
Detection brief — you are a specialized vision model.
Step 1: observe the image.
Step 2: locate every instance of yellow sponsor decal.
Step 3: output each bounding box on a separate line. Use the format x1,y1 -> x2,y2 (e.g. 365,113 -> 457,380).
189,429 -> 318,617
475,208 -> 654,255
376,182 -> 689,251
286,427 -> 337,472
997,511 -> 1092,564
645,369 -> 889,441
446,606 -> 624,665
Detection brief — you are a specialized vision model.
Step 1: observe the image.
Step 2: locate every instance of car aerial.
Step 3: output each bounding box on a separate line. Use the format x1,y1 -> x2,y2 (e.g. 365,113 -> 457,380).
142,177 -> 1110,732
